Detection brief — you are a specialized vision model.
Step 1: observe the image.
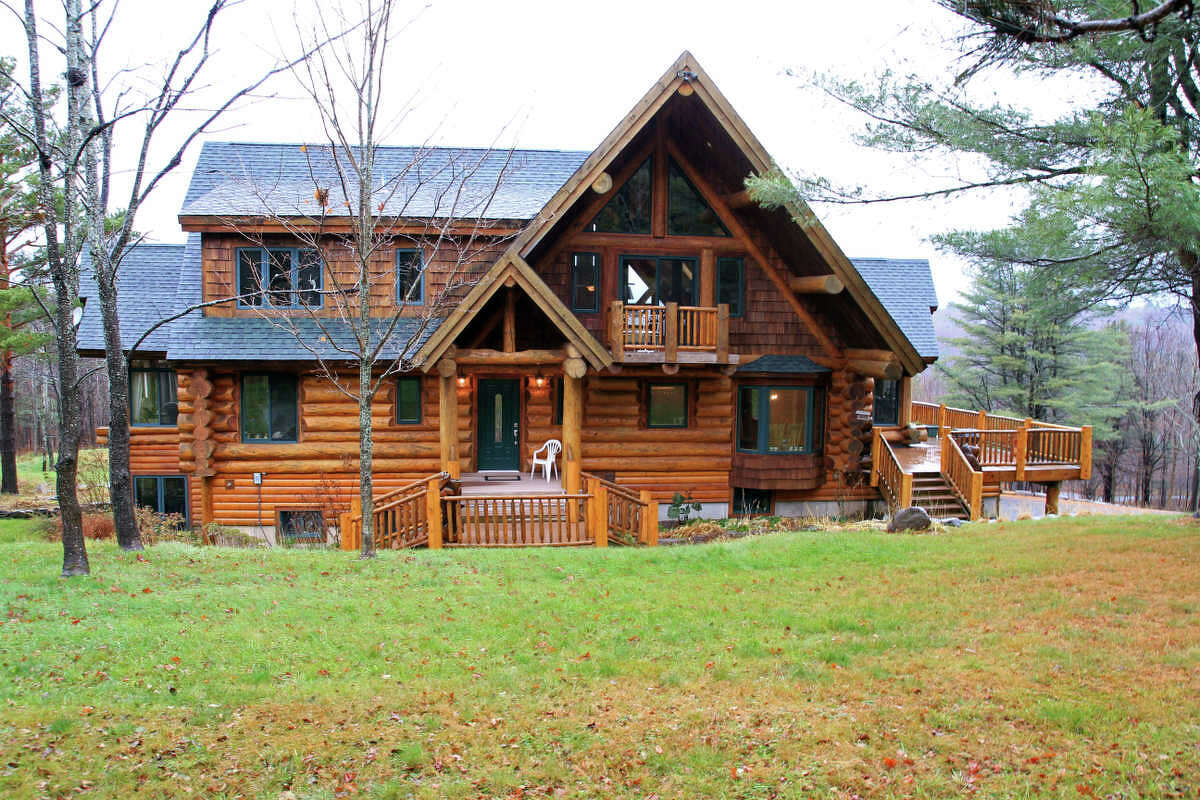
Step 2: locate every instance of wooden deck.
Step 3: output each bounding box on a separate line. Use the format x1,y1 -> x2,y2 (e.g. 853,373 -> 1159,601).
876,403 -> 1093,521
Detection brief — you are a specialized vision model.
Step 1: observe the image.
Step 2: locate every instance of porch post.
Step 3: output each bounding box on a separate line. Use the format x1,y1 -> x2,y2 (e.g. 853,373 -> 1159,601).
562,357 -> 585,498
1045,481 -> 1061,516
437,359 -> 461,479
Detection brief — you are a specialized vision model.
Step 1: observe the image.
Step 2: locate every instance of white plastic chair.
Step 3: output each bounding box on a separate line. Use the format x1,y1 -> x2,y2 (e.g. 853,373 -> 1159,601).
530,439 -> 562,482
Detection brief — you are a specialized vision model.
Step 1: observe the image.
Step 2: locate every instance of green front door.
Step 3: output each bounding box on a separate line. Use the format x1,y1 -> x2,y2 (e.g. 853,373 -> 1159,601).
477,378 -> 521,471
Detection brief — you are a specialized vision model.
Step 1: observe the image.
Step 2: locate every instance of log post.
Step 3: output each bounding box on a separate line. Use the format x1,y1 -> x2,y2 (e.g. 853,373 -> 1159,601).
589,477 -> 608,547
970,472 -> 983,521
700,249 -> 716,306
341,494 -> 362,551
977,409 -> 987,429
938,403 -> 947,439
562,363 -> 584,502
664,302 -> 679,362
437,360 -> 461,479
1079,425 -> 1093,480
639,490 -> 658,545
608,300 -> 625,362
1015,425 -> 1028,481
900,471 -> 913,508
503,287 -> 516,353
716,303 -> 730,363
869,430 -> 880,487
425,475 -> 444,549
1045,481 -> 1061,516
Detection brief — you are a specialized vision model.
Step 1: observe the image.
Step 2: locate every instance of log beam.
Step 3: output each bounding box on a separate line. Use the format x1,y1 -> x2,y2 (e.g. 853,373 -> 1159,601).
455,348 -> 566,365
789,274 -> 844,295
726,189 -> 754,209
503,288 -> 517,353
847,358 -> 902,381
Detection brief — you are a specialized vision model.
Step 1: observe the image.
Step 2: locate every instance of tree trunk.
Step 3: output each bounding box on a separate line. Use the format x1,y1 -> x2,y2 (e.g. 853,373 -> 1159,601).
95,267 -> 142,550
358,359 -> 375,559
1,351 -> 16,494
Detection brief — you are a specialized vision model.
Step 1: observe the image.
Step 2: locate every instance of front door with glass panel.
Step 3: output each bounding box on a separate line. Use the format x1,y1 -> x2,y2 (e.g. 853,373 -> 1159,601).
477,379 -> 520,471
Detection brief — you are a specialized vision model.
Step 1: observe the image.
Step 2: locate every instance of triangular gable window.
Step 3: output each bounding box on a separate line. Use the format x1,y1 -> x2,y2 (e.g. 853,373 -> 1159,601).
667,158 -> 728,237
588,157 -> 652,234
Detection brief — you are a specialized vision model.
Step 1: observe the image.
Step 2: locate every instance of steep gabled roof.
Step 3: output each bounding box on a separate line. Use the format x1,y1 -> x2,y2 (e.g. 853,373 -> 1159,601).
180,143 -> 588,221
414,254 -> 612,371
78,243 -> 187,357
507,51 -> 932,375
851,258 -> 939,360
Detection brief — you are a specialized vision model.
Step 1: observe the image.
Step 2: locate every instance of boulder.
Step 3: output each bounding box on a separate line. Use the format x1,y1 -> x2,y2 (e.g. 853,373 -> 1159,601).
938,517 -> 964,528
888,506 -> 932,533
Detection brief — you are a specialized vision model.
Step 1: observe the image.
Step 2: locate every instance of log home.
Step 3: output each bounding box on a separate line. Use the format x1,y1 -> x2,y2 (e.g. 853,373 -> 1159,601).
79,52 -> 1090,544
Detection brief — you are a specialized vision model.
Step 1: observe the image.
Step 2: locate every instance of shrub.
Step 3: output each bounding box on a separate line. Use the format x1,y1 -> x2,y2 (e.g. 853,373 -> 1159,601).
77,450 -> 110,506
40,512 -> 115,542
134,507 -> 198,546
204,524 -> 266,549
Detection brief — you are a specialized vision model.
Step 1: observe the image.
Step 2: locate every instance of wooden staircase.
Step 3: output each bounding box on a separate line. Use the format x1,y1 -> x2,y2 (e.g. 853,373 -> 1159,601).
910,471 -> 970,520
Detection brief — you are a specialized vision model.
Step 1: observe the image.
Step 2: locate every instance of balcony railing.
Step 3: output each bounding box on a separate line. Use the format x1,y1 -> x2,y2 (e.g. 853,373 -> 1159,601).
607,301 -> 730,363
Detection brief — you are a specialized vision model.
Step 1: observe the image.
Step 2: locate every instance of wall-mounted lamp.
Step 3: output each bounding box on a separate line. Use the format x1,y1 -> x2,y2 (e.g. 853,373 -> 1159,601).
457,376 -> 467,388
534,370 -> 545,388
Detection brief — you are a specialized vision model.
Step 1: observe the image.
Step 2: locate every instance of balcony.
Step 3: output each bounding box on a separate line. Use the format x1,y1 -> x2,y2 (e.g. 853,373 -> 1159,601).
606,301 -> 730,364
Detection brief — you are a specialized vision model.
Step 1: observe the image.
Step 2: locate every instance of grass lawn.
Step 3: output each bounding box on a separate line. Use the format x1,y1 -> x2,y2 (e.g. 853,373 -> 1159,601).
0,449 -> 109,510
0,516 -> 1197,799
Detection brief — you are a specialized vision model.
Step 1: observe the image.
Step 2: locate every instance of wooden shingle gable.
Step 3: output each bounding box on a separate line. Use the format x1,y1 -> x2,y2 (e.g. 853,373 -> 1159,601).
510,50 -> 928,376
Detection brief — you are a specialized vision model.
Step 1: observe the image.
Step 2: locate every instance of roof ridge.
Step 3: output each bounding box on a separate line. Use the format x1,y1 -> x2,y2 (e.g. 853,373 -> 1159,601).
200,141 -> 593,156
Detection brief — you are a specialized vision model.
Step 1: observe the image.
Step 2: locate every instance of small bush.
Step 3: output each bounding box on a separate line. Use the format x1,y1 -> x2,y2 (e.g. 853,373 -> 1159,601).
40,512 -> 115,542
205,524 -> 266,549
77,450 -> 110,506
135,507 -> 198,546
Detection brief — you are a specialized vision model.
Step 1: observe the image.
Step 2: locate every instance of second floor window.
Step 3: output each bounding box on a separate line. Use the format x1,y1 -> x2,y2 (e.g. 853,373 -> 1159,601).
237,248 -> 322,308
570,252 -> 600,312
241,374 -> 299,442
131,369 -> 178,426
717,257 -> 744,317
396,376 -> 421,424
397,249 -> 425,304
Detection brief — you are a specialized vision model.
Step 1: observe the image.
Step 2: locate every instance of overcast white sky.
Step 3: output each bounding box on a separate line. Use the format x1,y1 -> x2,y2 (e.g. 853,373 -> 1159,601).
7,0 -> 1062,305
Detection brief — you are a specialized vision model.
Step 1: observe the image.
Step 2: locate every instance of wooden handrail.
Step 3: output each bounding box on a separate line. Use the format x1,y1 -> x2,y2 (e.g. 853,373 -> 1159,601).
582,472 -> 658,545
613,301 -> 727,357
872,429 -> 910,510
941,433 -> 983,520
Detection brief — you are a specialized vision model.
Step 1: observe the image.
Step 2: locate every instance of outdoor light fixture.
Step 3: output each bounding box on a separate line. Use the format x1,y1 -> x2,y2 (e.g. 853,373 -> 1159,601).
534,370 -> 545,388
457,376 -> 467,388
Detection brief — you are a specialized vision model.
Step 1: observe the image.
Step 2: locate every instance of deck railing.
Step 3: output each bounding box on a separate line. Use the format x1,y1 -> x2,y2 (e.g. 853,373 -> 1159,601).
609,301 -> 729,362
914,401 -> 1092,481
941,434 -> 983,520
583,472 -> 659,545
445,494 -> 592,546
340,473 -> 659,550
870,429 -> 911,511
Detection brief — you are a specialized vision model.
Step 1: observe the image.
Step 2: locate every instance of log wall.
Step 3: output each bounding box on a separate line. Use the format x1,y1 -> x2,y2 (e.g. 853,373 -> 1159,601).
96,426 -> 181,475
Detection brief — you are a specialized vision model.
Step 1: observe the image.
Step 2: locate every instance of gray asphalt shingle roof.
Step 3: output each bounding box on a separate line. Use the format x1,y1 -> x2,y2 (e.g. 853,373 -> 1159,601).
78,243 -> 187,356
850,257 -> 939,360
181,142 -> 590,221
78,233 -> 442,362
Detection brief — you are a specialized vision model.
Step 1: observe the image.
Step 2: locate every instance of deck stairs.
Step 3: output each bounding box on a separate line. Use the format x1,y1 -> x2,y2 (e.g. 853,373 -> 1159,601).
910,471 -> 970,520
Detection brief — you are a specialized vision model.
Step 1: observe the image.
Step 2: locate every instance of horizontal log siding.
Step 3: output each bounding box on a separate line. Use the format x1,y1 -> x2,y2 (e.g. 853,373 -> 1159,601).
96,426 -> 181,474
200,233 -> 503,318
581,373 -> 732,504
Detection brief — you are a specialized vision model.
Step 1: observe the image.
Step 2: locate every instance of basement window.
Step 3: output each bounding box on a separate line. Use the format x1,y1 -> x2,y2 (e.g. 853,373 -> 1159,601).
134,476 -> 188,525
396,249 -> 425,305
396,376 -> 421,424
131,368 -> 178,426
241,374 -> 299,442
737,386 -> 824,454
732,487 -> 773,517
873,379 -> 900,427
278,509 -> 325,544
237,247 -> 322,308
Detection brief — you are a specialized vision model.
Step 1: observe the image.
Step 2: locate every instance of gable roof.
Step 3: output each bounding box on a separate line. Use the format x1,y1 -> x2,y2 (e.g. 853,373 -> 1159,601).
181,142 -> 589,221
506,51 -> 932,375
414,253 -> 612,371
77,234 -> 443,362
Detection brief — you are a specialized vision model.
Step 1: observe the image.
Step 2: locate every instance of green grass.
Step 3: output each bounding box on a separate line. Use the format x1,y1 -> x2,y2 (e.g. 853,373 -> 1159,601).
0,515 -> 1197,798
1,448 -> 108,508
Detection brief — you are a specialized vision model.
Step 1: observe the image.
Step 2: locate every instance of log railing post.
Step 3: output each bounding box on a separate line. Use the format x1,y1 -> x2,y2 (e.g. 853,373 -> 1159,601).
716,303 -> 730,363
608,300 -> 625,362
589,477 -> 608,547
341,494 -> 362,551
870,429 -> 881,487
970,471 -> 983,520
900,471 -> 913,509
563,363 -> 585,522
639,490 -> 657,545
1079,425 -> 1093,480
938,403 -> 947,439
1015,425 -> 1028,481
664,301 -> 679,362
425,476 -> 443,549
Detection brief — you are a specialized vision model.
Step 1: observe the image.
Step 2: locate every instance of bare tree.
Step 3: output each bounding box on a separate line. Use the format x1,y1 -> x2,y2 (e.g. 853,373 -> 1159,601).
229,0 -> 514,557
4,0 -> 341,563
